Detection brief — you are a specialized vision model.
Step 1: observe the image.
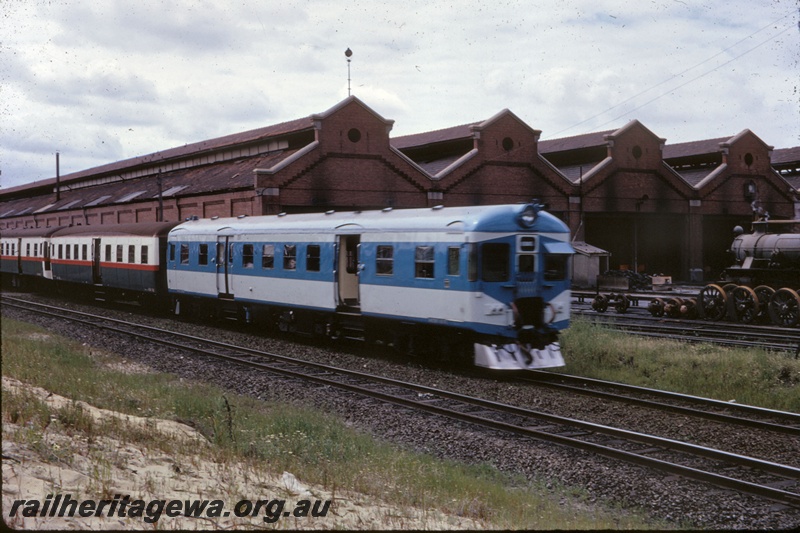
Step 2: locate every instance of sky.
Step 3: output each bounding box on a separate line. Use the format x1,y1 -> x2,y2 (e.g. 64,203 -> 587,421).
1,0 -> 798,190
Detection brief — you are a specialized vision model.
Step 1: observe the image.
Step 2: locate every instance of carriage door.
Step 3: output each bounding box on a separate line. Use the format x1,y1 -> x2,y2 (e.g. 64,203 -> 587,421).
216,236 -> 233,298
92,238 -> 102,284
336,235 -> 361,309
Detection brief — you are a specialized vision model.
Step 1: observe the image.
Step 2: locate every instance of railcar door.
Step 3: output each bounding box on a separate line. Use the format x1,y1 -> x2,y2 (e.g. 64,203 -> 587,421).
92,238 -> 102,284
336,235 -> 361,309
216,236 -> 233,299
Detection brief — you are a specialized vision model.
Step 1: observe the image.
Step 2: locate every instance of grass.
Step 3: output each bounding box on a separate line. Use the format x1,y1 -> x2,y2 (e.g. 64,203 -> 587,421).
1,317 -> 669,530
560,317 -> 800,412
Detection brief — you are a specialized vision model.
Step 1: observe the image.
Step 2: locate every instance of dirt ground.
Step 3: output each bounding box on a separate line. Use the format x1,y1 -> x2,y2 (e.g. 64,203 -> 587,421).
2,376 -> 485,530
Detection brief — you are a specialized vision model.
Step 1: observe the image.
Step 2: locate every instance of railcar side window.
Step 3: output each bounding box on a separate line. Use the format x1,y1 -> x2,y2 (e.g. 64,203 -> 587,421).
66,245 -> 71,260
242,244 -> 254,268
26,243 -> 31,257
168,244 -> 175,263
216,243 -> 224,265
128,245 -> 135,263
82,245 -> 88,261
284,244 -> 296,270
180,244 -> 189,265
74,245 -> 79,260
58,245 -> 63,259
447,247 -> 460,276
198,244 -> 208,266
262,244 -> 274,269
415,246 -> 435,278
544,254 -> 569,281
116,245 -> 123,262
307,245 -> 321,272
482,243 -> 509,282
376,245 -> 393,275
141,246 -> 148,264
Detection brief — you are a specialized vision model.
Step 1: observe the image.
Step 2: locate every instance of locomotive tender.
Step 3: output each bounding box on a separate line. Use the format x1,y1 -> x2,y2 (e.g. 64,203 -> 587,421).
1,203 -> 574,370
698,219 -> 800,327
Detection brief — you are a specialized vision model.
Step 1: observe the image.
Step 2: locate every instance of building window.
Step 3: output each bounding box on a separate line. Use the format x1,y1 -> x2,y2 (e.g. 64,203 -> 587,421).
283,244 -> 296,270
242,244 -> 254,268
198,244 -> 208,266
376,245 -> 393,275
262,244 -> 274,269
447,247 -> 460,276
415,246 -> 435,278
347,128 -> 361,143
306,245 -> 320,272
180,244 -> 189,265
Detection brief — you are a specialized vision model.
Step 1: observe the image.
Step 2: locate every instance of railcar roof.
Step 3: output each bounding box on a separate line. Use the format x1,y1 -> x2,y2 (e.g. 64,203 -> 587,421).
169,204 -> 570,236
1,226 -> 70,238
50,221 -> 181,238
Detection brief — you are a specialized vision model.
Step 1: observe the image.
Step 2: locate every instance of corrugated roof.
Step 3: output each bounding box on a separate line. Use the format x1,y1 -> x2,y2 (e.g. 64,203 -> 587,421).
662,137 -> 729,159
392,123 -> 478,150
538,130 -> 615,154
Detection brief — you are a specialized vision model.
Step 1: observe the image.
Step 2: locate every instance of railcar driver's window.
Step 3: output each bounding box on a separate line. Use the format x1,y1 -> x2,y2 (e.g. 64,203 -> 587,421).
544,254 -> 569,281
482,243 -> 509,282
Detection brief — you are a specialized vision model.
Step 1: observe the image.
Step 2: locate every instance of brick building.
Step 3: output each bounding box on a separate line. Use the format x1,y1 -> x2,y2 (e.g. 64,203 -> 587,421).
1,96 -> 798,282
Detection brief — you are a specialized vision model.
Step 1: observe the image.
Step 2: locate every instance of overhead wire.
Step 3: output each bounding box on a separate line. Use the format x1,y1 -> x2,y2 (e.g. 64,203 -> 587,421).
552,10 -> 797,137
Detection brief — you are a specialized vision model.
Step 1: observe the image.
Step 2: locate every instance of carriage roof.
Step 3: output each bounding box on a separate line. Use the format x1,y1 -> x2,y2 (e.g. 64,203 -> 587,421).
169,204 -> 569,238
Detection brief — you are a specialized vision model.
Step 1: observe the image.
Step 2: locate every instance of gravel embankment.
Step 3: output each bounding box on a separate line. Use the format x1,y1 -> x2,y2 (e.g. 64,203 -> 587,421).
3,294 -> 799,530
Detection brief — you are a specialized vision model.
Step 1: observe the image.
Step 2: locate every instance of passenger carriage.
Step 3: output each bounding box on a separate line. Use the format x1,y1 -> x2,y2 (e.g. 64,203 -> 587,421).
167,203 -> 574,370
1,226 -> 65,288
48,222 -> 179,301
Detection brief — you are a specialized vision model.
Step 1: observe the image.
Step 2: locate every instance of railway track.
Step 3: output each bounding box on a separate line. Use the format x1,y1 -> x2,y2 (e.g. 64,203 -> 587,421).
4,296 -> 800,508
573,301 -> 800,353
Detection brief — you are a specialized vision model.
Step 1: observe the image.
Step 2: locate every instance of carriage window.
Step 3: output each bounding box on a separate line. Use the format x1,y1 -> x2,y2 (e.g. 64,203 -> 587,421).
376,245 -> 393,275
468,244 -> 478,281
106,245 -> 112,262
306,245 -> 320,272
116,245 -> 123,262
66,245 -> 71,260
447,247 -> 460,276
26,243 -> 31,257
128,245 -> 135,263
198,244 -> 208,266
82,244 -> 88,261
34,244 -> 38,257
180,244 -> 189,265
482,243 -> 509,282
73,244 -> 79,260
141,246 -> 149,264
415,246 -> 435,278
58,244 -> 63,259
283,244 -> 296,270
242,244 -> 254,268
262,244 -> 274,269
544,254 -> 569,281
216,243 -> 225,265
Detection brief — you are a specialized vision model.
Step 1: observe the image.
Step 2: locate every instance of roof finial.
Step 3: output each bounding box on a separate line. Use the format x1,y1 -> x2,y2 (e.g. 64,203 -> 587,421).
345,48 -> 353,97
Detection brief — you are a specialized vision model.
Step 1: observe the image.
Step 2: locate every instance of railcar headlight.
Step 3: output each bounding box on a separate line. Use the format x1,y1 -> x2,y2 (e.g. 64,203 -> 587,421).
518,204 -> 539,228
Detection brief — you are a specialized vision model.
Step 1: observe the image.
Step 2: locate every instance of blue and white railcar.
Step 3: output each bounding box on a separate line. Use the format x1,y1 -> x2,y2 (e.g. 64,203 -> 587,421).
167,203 -> 573,370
